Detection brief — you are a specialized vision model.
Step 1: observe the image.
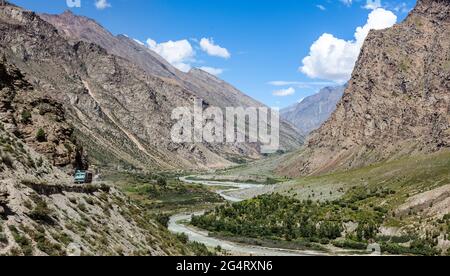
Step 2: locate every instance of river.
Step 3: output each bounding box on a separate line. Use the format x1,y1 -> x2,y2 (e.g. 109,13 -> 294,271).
168,177 -> 326,256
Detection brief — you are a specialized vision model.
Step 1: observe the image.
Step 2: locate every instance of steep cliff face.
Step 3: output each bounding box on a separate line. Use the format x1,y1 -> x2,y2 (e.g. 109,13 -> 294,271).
0,57 -> 80,169
281,86 -> 345,136
40,11 -> 303,152
278,0 -> 450,177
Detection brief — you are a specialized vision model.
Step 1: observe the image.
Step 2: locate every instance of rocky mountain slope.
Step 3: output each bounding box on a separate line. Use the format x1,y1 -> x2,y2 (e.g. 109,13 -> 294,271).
40,10 -> 303,159
278,0 -> 450,177
281,86 -> 345,136
0,127 -> 191,256
0,4 -> 300,172
0,54 -> 86,172
0,60 -> 191,256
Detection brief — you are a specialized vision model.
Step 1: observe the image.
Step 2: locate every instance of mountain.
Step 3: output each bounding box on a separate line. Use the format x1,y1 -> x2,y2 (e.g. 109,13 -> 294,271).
281,86 -> 345,136
278,0 -> 450,177
40,10 -> 303,154
0,59 -> 190,256
0,4 -> 300,172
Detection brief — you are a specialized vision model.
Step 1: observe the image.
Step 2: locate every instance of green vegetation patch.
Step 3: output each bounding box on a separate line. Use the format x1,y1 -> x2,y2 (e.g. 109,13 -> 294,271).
192,194 -> 382,243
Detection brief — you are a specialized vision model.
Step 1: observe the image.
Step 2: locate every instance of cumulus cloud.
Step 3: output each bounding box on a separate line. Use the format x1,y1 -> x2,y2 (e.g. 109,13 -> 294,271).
273,87 -> 296,97
300,8 -> 397,82
198,66 -> 224,76
95,0 -> 111,10
146,38 -> 195,72
200,38 -> 231,59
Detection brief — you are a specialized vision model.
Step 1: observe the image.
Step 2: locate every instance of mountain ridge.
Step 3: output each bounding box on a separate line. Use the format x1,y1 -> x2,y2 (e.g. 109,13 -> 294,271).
281,85 -> 345,136
277,0 -> 450,177
0,4 -> 301,173
40,10 -> 303,153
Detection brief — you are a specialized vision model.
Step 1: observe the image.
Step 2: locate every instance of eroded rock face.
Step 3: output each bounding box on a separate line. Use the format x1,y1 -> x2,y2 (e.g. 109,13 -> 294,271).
39,10 -> 303,156
0,3 -> 302,172
0,4 -> 243,171
278,0 -> 450,177
0,59 -> 78,168
0,128 -> 188,256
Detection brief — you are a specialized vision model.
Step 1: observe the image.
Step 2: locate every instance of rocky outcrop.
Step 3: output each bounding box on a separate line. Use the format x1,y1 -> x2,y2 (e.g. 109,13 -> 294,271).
0,127 -> 190,256
0,57 -> 80,169
281,86 -> 345,136
278,0 -> 450,177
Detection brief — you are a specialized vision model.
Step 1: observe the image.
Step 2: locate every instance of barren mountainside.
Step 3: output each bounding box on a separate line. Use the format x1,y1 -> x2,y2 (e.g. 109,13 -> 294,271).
0,4 -> 301,172
278,0 -> 450,177
0,60 -> 189,256
40,10 -> 303,157
281,86 -> 345,136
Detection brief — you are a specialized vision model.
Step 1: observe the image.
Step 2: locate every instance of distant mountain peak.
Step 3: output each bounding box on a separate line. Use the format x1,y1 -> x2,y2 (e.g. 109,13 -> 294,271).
281,85 -> 345,136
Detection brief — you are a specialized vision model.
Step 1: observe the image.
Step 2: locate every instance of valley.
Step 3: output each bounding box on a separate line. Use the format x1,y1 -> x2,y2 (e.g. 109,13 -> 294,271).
0,0 -> 449,257
181,150 -> 450,256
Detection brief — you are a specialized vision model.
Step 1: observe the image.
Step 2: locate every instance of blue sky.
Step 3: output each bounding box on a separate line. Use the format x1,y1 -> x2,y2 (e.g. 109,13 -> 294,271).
10,0 -> 416,108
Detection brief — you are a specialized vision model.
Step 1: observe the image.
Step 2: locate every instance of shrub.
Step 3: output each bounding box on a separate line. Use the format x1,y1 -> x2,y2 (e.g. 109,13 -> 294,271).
0,233 -> 7,244
1,153 -> 14,169
265,178 -> 278,185
332,239 -> 368,250
356,220 -> 379,241
176,233 -> 189,244
156,176 -> 167,187
36,157 -> 44,167
85,197 -> 95,206
188,241 -> 215,256
36,234 -> 63,256
9,225 -> 33,256
77,203 -> 87,212
390,235 -> 414,244
29,199 -> 54,224
20,110 -> 32,124
35,128 -> 47,142
155,213 -> 170,228
317,221 -> 343,240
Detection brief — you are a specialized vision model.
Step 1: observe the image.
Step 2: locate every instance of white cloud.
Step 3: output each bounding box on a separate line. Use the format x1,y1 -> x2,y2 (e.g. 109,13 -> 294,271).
340,0 -> 353,6
393,2 -> 411,13
200,38 -> 231,59
199,66 -> 224,76
273,87 -> 295,97
95,0 -> 111,10
364,0 -> 382,10
268,81 -> 336,88
316,5 -> 326,11
300,8 -> 397,82
133,39 -> 145,46
146,38 -> 195,72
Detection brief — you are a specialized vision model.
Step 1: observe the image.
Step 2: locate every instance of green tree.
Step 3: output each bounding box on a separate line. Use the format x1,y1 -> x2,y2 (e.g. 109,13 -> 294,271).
156,176 -> 167,188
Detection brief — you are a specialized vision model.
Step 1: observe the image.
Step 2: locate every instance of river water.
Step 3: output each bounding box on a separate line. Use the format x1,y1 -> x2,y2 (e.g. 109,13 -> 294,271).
168,177 -> 326,256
